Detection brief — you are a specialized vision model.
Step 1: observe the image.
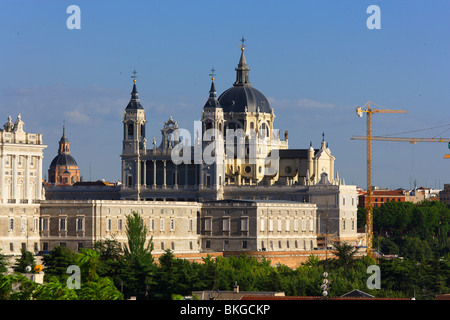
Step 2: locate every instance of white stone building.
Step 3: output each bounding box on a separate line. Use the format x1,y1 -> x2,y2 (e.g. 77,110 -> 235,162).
0,114 -> 47,254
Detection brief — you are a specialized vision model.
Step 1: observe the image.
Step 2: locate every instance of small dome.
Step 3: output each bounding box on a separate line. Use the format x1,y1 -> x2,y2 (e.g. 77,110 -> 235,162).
50,153 -> 78,167
218,86 -> 271,113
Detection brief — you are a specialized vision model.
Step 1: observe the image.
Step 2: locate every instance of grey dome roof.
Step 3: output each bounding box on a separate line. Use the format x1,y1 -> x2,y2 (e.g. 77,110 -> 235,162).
218,46 -> 271,114
218,85 -> 271,113
50,153 -> 78,167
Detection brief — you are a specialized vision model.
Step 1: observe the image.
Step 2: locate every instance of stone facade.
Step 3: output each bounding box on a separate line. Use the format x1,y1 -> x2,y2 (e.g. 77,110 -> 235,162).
39,200 -> 201,255
0,114 -> 47,254
201,200 -> 317,252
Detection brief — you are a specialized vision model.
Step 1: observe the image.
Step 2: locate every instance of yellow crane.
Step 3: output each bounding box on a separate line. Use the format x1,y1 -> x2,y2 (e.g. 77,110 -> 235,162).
354,101 -> 407,257
351,136 -> 450,144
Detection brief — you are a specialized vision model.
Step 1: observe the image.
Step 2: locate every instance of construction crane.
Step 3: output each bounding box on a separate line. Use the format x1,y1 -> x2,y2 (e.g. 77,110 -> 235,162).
351,136 -> 450,143
354,101 -> 407,257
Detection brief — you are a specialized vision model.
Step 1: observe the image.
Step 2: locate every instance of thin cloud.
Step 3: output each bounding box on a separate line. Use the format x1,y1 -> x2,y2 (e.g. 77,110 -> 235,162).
267,96 -> 337,110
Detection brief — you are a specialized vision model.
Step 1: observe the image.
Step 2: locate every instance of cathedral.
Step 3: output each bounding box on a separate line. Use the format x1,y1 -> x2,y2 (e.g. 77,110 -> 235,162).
120,44 -> 340,202
0,42 -> 362,260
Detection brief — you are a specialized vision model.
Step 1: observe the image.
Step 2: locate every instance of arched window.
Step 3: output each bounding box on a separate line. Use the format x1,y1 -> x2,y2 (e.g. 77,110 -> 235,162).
128,123 -> 134,137
259,122 -> 269,138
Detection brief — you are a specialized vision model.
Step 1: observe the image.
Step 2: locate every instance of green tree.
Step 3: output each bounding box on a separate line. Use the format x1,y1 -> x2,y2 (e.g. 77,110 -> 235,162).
124,212 -> 154,265
42,246 -> 77,282
0,249 -> 8,274
122,211 -> 155,299
331,242 -> 357,267
94,239 -> 127,293
32,276 -> 78,300
402,237 -> 433,261
77,248 -> 100,282
13,249 -> 36,273
0,273 -> 39,300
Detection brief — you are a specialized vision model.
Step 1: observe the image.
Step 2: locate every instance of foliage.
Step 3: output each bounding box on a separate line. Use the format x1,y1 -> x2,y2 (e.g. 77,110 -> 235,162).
0,273 -> 39,300
42,246 -> 77,282
0,249 -> 8,275
373,201 -> 450,257
124,212 -> 154,266
13,249 -> 36,273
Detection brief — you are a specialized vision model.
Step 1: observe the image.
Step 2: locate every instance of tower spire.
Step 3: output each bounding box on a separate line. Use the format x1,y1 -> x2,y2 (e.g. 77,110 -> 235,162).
209,67 -> 217,98
234,36 -> 251,87
126,69 -> 143,110
204,67 -> 221,109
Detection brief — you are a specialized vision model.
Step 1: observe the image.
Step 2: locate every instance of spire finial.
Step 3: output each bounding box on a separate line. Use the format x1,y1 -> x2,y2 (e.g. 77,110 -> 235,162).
131,69 -> 137,83
322,132 -> 325,142
239,36 -> 246,51
209,67 -> 216,81
234,37 -> 251,86
63,120 -> 66,137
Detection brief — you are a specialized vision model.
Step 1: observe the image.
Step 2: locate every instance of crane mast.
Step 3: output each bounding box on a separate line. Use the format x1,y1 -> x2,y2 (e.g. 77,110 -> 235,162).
355,101 -> 407,257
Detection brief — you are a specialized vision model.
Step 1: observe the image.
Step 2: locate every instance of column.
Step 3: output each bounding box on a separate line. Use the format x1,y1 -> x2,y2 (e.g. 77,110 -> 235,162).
37,156 -> 42,201
174,164 -> 178,188
24,155 -> 29,203
153,160 -> 156,188
0,153 -> 4,203
12,155 -> 17,202
163,160 -> 167,188
143,160 -> 147,187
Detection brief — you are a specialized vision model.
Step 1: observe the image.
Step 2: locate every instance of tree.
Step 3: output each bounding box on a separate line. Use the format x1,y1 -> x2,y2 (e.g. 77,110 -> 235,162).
124,212 -> 154,266
13,249 -> 36,273
42,246 -> 77,282
331,242 -> 357,267
77,248 -> 100,282
0,273 -> 39,300
0,249 -> 8,274
402,237 -> 432,261
122,211 -> 155,299
32,276 -> 78,300
94,239 -> 127,292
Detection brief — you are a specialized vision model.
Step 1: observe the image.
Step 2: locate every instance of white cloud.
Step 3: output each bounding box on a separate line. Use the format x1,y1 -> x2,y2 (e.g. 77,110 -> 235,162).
65,109 -> 91,125
267,96 -> 337,110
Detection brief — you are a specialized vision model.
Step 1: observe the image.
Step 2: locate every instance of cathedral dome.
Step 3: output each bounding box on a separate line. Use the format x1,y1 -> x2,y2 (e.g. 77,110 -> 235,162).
218,45 -> 271,114
218,85 -> 271,113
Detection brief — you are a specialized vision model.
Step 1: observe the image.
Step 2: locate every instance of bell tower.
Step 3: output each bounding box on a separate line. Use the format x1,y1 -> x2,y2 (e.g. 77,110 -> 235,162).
200,70 -> 225,193
121,71 -> 147,189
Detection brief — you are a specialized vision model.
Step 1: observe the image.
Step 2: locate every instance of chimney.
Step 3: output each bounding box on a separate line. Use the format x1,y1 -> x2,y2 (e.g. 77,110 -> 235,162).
233,281 -> 239,293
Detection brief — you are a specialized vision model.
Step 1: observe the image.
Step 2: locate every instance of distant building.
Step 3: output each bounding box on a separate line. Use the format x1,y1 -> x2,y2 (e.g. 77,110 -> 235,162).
44,180 -> 121,200
47,123 -> 80,186
408,186 -> 440,203
358,189 -> 407,208
439,184 -> 450,206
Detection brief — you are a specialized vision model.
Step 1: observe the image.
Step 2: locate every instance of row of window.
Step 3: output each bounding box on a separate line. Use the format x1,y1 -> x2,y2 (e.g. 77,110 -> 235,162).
261,218 -> 314,232
342,219 -> 356,231
204,239 -> 316,250
104,217 -> 195,233
203,217 -> 315,233
43,207 -> 192,215
7,217 -> 40,232
3,155 -> 38,167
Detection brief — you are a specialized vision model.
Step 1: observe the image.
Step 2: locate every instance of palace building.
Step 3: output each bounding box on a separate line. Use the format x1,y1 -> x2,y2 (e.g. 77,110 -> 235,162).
0,114 -> 46,253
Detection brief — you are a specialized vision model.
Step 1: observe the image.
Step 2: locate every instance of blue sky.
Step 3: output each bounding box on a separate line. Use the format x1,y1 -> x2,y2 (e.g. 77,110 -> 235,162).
0,0 -> 449,189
